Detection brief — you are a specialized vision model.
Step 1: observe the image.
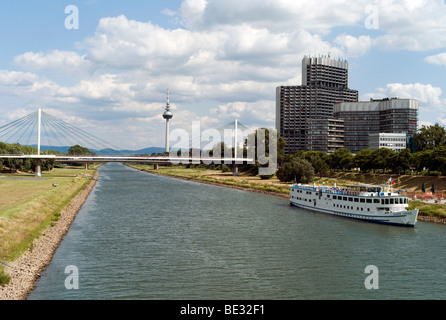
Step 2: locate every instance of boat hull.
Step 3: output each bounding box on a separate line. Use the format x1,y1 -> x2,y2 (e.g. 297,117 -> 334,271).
290,200 -> 418,227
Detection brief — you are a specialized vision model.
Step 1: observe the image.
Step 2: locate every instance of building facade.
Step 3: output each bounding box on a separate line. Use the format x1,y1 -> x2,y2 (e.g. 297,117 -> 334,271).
276,55 -> 358,154
334,98 -> 418,153
307,118 -> 345,153
369,133 -> 408,152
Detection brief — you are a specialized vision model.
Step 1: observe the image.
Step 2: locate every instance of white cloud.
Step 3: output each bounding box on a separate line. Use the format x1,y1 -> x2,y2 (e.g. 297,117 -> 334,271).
372,0 -> 446,51
334,35 -> 372,57
210,100 -> 275,127
378,83 -> 442,106
0,70 -> 39,87
425,53 -> 446,67
13,50 -> 91,76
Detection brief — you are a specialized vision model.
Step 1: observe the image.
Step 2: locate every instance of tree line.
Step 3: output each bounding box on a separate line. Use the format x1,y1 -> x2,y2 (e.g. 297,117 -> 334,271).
0,142 -> 56,173
0,143 -> 94,173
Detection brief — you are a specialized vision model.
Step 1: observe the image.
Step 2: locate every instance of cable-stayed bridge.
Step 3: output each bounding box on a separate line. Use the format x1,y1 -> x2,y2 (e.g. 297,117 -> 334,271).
0,109 -> 254,176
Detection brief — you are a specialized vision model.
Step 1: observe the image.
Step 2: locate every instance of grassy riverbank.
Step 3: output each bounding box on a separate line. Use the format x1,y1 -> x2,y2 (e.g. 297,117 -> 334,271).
0,165 -> 98,287
128,164 -> 446,224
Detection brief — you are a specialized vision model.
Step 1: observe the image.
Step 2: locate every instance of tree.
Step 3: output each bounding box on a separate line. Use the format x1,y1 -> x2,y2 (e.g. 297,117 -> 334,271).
390,148 -> 412,175
413,149 -> 433,174
430,146 -> 446,175
303,151 -> 329,177
353,149 -> 374,172
329,148 -> 352,171
276,157 -> 315,183
68,145 -> 95,156
241,129 -> 286,176
371,148 -> 395,173
413,123 -> 446,152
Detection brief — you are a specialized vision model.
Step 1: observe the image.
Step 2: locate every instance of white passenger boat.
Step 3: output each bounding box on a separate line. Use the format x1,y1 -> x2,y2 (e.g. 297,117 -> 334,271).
289,180 -> 418,227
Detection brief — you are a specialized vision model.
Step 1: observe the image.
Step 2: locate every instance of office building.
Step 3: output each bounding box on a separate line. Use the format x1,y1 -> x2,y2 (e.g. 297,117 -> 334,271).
276,55 -> 358,154
369,133 -> 408,152
334,98 -> 418,153
307,118 -> 345,153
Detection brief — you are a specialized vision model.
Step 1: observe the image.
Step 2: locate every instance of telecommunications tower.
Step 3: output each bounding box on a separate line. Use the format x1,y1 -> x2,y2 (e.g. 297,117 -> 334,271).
162,89 -> 173,153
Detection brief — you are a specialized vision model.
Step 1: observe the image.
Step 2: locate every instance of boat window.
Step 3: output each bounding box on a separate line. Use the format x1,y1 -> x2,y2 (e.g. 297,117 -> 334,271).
390,199 -> 394,204
333,195 -> 337,200
360,198 -> 365,203
327,195 -> 330,198
381,199 -> 385,205
374,199 -> 380,204
366,199 -> 372,203
354,198 -> 359,202
385,199 -> 389,205
343,197 -> 347,201
348,197 -> 353,202
395,198 -> 399,204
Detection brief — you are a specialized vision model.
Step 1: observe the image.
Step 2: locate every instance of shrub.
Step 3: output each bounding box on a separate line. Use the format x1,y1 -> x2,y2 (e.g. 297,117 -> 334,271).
276,158 -> 315,183
0,267 -> 11,287
259,174 -> 275,180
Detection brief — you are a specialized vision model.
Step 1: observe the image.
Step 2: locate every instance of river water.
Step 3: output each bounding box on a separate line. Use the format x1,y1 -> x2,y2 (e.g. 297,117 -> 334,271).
28,162 -> 446,300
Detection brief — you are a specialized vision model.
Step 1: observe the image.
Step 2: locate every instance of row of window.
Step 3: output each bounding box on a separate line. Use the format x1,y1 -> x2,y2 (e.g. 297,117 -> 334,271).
291,196 -> 370,212
292,189 -> 408,204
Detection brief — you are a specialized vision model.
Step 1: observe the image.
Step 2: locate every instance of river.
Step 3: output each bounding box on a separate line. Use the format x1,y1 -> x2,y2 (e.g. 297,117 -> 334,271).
28,162 -> 446,300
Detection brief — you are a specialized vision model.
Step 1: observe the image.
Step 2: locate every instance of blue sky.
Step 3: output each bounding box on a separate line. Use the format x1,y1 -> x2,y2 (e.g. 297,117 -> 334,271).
0,0 -> 446,150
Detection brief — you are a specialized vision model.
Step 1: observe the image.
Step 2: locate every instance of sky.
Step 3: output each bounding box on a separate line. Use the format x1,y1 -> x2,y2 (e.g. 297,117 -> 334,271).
0,0 -> 446,150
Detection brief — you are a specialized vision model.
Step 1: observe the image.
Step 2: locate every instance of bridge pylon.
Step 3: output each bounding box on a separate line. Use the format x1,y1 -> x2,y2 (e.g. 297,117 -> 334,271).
35,108 -> 42,177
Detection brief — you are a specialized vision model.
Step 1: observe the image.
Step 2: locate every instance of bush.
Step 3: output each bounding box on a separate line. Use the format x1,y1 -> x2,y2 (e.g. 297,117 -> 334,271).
0,267 -> 11,287
221,164 -> 231,173
276,158 -> 315,183
259,174 -> 275,180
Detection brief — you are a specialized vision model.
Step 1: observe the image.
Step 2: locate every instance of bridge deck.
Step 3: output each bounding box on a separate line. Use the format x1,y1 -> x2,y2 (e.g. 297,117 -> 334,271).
0,155 -> 254,164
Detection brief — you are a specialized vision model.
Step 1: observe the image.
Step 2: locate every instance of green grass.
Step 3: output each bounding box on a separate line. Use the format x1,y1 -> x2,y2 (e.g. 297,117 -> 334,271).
0,165 -> 98,264
408,200 -> 446,219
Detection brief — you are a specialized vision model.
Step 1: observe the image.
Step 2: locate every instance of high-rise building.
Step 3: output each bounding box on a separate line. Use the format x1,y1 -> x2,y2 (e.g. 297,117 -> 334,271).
334,98 -> 418,153
307,118 -> 345,153
276,55 -> 358,154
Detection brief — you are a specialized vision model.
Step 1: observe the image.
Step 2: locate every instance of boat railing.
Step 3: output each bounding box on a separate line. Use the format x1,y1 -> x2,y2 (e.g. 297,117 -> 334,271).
292,185 -> 393,197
